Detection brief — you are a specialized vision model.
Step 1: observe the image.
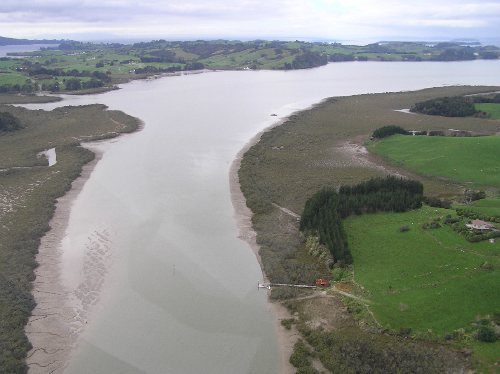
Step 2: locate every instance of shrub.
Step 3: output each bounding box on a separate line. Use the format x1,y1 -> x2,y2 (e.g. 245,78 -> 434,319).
428,130 -> 445,136
289,340 -> 312,368
423,196 -> 451,209
422,221 -> 441,229
477,326 -> 497,342
295,367 -> 319,374
0,112 -> 22,131
281,318 -> 295,330
331,267 -> 344,282
372,125 -> 410,139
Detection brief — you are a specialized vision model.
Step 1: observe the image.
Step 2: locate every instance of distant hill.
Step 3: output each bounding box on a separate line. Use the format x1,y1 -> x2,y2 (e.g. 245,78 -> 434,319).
0,36 -> 64,46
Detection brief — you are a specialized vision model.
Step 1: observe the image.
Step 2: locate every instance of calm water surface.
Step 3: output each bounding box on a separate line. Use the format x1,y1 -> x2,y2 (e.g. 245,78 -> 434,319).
24,60 -> 500,373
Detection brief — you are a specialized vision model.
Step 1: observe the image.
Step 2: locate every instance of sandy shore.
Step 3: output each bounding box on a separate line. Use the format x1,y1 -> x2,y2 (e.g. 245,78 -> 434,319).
25,146 -> 106,374
229,118 -> 299,374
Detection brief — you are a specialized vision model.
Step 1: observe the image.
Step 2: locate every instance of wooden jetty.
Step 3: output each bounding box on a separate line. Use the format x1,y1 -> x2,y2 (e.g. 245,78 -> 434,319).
258,281 -> 317,290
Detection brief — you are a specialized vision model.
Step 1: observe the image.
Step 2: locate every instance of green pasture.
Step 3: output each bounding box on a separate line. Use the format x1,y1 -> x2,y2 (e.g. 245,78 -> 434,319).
476,103 -> 500,120
344,206 -> 500,335
458,198 -> 500,218
473,198 -> 500,210
200,47 -> 295,69
368,134 -> 500,187
0,73 -> 30,85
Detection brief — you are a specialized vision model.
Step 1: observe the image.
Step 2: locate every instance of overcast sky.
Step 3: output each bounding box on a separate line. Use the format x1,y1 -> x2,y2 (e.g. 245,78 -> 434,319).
1,0 -> 499,43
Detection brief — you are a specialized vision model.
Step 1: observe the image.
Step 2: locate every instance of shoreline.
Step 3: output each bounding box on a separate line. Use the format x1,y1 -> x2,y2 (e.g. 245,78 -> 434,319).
25,145 -> 106,374
229,114 -> 315,374
227,103 -> 425,374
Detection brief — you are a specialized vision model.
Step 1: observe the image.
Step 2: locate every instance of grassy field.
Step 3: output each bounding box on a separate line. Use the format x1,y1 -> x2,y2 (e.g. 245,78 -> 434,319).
367,134 -> 500,188
476,103 -> 500,120
344,205 -> 500,371
466,198 -> 500,216
345,206 -> 500,335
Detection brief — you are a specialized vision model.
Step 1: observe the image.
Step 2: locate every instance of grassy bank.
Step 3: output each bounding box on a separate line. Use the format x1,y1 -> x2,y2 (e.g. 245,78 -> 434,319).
0,97 -> 140,373
367,134 -> 500,188
238,85 -> 500,373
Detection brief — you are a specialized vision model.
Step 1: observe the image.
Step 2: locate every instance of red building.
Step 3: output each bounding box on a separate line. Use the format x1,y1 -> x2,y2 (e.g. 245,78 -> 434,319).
316,279 -> 330,287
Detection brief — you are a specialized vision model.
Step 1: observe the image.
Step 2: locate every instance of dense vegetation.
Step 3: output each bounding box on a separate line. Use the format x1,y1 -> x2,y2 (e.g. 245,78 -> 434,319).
372,125 -> 410,138
0,146 -> 94,373
410,93 -> 500,119
0,99 -> 140,373
296,325 -> 466,373
410,96 -> 477,117
300,176 -> 423,265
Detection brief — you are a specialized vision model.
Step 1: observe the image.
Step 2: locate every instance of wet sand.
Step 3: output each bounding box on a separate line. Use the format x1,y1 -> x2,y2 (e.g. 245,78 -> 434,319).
25,146 -> 106,374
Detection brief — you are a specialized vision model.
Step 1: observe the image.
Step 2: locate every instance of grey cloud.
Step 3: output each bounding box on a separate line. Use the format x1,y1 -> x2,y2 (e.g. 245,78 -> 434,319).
0,0 -> 298,24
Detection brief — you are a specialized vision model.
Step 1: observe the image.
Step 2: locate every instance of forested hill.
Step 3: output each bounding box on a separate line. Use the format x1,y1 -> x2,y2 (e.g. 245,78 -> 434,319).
0,36 -> 63,46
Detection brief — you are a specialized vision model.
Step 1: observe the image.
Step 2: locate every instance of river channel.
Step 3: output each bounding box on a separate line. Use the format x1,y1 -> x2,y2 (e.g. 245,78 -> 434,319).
23,60 -> 500,373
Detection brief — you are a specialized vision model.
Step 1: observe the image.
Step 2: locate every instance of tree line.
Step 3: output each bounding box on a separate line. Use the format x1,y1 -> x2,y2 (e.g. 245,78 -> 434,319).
134,61 -> 204,74
283,50 -> 328,70
372,125 -> 410,139
410,96 -> 477,117
300,176 -> 424,265
410,94 -> 500,118
29,68 -> 111,81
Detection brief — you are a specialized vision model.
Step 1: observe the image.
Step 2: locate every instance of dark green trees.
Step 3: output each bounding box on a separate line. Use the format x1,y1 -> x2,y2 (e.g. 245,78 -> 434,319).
300,176 -> 423,265
0,112 -> 22,131
372,125 -> 410,139
410,96 -> 477,117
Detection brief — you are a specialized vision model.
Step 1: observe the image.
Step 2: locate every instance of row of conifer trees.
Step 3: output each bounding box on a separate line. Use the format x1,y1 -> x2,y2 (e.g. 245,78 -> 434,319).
300,176 -> 424,265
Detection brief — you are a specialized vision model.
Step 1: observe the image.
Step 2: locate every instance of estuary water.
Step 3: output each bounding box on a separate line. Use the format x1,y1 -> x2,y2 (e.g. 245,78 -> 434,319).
23,60 -> 500,374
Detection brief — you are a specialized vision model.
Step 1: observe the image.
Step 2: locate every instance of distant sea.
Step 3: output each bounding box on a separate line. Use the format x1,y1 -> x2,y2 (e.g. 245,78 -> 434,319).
0,44 -> 57,57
